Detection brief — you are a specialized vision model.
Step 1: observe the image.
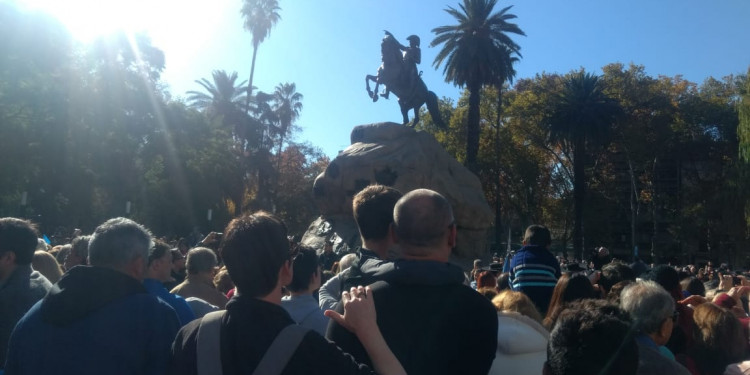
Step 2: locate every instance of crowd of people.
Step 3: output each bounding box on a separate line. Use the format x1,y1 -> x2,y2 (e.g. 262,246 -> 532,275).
1,184 -> 750,375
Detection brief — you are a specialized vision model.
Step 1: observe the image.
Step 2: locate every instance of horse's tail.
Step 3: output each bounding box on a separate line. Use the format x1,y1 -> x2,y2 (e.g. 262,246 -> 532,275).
426,91 -> 446,129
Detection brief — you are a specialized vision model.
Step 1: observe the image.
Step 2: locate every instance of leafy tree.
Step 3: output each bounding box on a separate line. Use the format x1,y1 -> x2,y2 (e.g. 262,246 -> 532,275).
430,0 -> 524,172
273,142 -> 329,234
546,71 -> 621,258
240,0 -> 281,112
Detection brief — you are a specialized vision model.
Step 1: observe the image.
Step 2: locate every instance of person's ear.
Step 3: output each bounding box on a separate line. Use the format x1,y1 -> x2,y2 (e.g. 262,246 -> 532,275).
279,259 -> 293,286
447,223 -> 457,248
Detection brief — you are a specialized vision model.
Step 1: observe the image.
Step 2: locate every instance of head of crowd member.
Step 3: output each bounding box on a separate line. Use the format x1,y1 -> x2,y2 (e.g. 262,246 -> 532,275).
336,253 -> 357,274
177,238 -> 189,255
689,303 -> 746,375
496,272 -> 511,291
213,267 -> 234,295
599,263 -> 635,294
544,300 -> 638,375
352,184 -> 403,260
644,265 -> 682,301
606,280 -> 634,304
523,225 -> 552,248
620,281 -> 675,346
492,290 -> 544,324
64,235 -> 90,270
476,270 -> 497,289
287,246 -> 321,295
0,218 -> 40,283
220,211 -> 292,299
171,248 -> 186,273
681,277 -> 706,297
146,241 -> 173,282
32,251 -> 63,284
87,217 -> 152,281
544,274 -> 596,328
392,189 -> 456,261
185,247 -> 219,284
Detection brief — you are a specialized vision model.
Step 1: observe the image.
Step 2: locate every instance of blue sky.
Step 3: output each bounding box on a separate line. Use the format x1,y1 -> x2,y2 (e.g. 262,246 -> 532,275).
14,0 -> 750,158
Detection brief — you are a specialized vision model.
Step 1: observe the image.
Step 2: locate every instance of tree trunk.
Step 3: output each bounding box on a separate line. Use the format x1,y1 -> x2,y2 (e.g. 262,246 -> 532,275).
494,86 -> 503,252
572,139 -> 586,260
466,84 -> 481,173
245,45 -> 259,114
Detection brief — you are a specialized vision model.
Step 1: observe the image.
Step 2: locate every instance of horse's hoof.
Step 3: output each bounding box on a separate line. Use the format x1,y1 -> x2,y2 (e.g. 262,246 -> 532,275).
372,95 -> 379,103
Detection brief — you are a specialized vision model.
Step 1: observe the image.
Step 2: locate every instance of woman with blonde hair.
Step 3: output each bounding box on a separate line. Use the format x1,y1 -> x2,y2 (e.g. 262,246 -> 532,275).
488,290 -> 548,375
31,250 -> 63,284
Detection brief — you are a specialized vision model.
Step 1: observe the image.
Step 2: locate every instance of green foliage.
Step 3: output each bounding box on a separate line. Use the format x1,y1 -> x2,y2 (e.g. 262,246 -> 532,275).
430,0 -> 524,171
420,63 -> 747,263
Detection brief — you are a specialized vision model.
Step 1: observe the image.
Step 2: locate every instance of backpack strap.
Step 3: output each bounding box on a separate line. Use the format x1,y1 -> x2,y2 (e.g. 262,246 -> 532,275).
252,324 -> 310,375
197,310 -> 226,375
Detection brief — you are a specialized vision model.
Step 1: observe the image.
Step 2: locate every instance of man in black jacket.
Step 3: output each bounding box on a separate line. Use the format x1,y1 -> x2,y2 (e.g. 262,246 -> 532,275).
327,189 -> 498,375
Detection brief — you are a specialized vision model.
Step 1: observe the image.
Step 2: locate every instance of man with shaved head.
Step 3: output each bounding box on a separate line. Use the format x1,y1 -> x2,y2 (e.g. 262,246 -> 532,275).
327,188 -> 498,375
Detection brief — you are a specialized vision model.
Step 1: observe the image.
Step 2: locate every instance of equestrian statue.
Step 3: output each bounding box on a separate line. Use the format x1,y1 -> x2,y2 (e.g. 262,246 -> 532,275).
365,31 -> 446,128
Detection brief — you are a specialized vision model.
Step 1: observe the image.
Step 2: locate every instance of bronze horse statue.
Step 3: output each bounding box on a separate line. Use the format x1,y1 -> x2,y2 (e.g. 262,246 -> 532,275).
365,32 -> 446,128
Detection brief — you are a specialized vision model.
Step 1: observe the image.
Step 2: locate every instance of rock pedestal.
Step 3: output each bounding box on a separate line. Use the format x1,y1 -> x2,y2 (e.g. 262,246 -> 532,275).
306,122 -> 493,259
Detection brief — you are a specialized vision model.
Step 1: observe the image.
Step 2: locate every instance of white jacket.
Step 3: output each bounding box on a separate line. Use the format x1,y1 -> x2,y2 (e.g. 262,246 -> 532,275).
488,311 -> 549,375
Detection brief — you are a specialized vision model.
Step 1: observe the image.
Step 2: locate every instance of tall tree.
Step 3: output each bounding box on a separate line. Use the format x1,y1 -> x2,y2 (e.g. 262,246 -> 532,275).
547,71 -> 620,259
271,82 -> 303,173
240,0 -> 281,113
740,68 -> 750,231
186,70 -> 250,145
430,0 -> 524,172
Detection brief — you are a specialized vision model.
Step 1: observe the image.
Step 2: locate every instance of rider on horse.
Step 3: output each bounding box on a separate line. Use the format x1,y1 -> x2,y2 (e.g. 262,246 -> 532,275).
381,32 -> 421,100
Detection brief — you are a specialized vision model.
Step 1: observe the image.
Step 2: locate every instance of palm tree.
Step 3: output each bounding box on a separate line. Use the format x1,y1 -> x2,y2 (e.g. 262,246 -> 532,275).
240,0 -> 281,113
430,0 -> 524,172
186,70 -> 249,141
271,82 -> 303,168
547,71 -> 621,258
186,70 -> 247,114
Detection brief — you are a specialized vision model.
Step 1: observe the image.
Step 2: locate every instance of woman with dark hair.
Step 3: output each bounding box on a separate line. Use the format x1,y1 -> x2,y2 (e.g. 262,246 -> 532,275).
543,273 -> 596,329
677,303 -> 747,375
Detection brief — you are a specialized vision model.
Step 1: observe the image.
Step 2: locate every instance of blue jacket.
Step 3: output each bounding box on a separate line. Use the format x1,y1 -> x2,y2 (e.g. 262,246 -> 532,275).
509,245 -> 561,315
4,266 -> 180,375
143,278 -> 196,326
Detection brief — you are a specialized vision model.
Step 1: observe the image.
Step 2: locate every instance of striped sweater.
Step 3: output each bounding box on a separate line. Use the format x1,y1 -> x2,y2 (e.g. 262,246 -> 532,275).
509,245 -> 561,315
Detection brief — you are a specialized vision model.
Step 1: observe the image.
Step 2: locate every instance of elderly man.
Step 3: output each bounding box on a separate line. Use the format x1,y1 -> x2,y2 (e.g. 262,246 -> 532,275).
327,188 -> 498,375
0,218 -> 53,370
170,247 -> 228,309
5,217 -> 180,375
620,281 -> 690,375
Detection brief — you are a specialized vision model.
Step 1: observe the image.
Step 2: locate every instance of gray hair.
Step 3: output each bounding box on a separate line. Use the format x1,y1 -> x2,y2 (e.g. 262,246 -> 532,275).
186,247 -> 218,274
620,280 -> 674,334
88,217 -> 152,268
